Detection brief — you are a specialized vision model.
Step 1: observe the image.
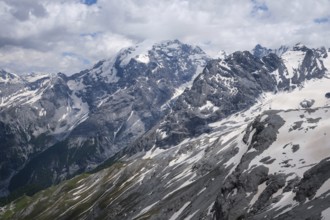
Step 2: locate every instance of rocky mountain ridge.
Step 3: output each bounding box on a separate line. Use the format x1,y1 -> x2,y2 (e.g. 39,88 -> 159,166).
0,40 -> 209,198
120,43 -> 328,156
251,44 -> 289,58
1,41 -> 330,220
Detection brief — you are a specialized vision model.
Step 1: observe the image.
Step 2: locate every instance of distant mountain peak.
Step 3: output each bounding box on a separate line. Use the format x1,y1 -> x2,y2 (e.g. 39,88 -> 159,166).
215,50 -> 227,59
116,39 -> 201,67
252,44 -> 291,58
0,69 -> 21,84
293,42 -> 308,51
252,44 -> 272,58
275,45 -> 289,56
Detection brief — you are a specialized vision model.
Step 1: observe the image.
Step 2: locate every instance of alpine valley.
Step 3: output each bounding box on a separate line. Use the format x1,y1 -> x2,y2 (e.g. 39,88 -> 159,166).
1,40 -> 330,220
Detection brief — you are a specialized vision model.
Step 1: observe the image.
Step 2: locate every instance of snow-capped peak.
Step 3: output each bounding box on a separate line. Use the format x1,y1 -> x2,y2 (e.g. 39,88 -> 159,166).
135,54 -> 150,63
118,41 -> 153,66
118,39 -> 206,67
215,50 -> 227,59
252,44 -> 272,58
22,72 -> 50,83
251,44 -> 289,58
293,42 -> 308,51
0,69 -> 21,84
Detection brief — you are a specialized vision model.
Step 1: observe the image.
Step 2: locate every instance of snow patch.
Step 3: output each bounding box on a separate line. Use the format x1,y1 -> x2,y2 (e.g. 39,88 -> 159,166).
200,101 -> 219,112
135,54 -> 150,64
184,209 -> 199,220
314,178 -> 330,198
134,201 -> 159,218
23,72 -> 49,82
120,43 -> 152,67
169,201 -> 190,220
249,182 -> 267,206
143,146 -> 168,159
322,207 -> 330,219
282,50 -> 306,79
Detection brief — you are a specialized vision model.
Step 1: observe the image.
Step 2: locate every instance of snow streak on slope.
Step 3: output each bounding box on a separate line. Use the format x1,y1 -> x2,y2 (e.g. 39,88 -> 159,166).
22,72 -> 50,83
162,62 -> 206,108
0,80 -> 50,107
0,71 -> 21,84
52,93 -> 89,135
90,57 -> 120,83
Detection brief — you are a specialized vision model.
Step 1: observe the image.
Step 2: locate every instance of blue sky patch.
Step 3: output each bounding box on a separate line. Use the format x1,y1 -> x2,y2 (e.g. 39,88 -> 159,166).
81,0 -> 97,6
314,17 -> 329,24
80,32 -> 102,38
62,52 -> 75,57
251,0 -> 269,16
254,3 -> 268,12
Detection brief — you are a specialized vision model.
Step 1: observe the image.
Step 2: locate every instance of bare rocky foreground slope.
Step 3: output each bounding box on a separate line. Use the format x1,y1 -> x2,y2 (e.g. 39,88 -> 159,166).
1,41 -> 330,220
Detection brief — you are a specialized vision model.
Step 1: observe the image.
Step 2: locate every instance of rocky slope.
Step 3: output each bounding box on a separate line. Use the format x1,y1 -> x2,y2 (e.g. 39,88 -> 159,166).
121,43 -> 327,155
1,43 -> 330,220
0,40 -> 209,198
0,71 -> 84,197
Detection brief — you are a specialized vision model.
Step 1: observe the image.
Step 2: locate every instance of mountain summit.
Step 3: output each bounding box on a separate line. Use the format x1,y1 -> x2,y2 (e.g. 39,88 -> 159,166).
252,44 -> 289,58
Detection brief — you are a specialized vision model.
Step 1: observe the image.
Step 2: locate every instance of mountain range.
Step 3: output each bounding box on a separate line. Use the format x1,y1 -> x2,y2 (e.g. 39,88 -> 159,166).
0,40 -> 330,220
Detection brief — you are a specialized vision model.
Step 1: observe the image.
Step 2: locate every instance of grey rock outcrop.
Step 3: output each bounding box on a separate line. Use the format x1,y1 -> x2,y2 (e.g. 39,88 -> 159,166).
300,99 -> 315,108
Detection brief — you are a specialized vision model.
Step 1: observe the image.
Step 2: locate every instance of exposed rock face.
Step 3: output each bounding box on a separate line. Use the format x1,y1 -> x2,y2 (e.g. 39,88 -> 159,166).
213,106 -> 330,220
294,158 -> 330,203
0,40 -> 209,197
252,44 -> 289,58
252,44 -> 273,58
214,111 -> 286,220
0,72 -> 80,197
154,52 -> 279,146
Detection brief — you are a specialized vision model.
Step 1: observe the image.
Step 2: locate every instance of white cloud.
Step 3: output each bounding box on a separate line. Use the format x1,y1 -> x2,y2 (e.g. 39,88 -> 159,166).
0,0 -> 330,74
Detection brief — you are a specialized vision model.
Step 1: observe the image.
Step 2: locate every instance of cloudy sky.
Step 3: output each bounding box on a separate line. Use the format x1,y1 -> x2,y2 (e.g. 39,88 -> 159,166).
0,0 -> 330,75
